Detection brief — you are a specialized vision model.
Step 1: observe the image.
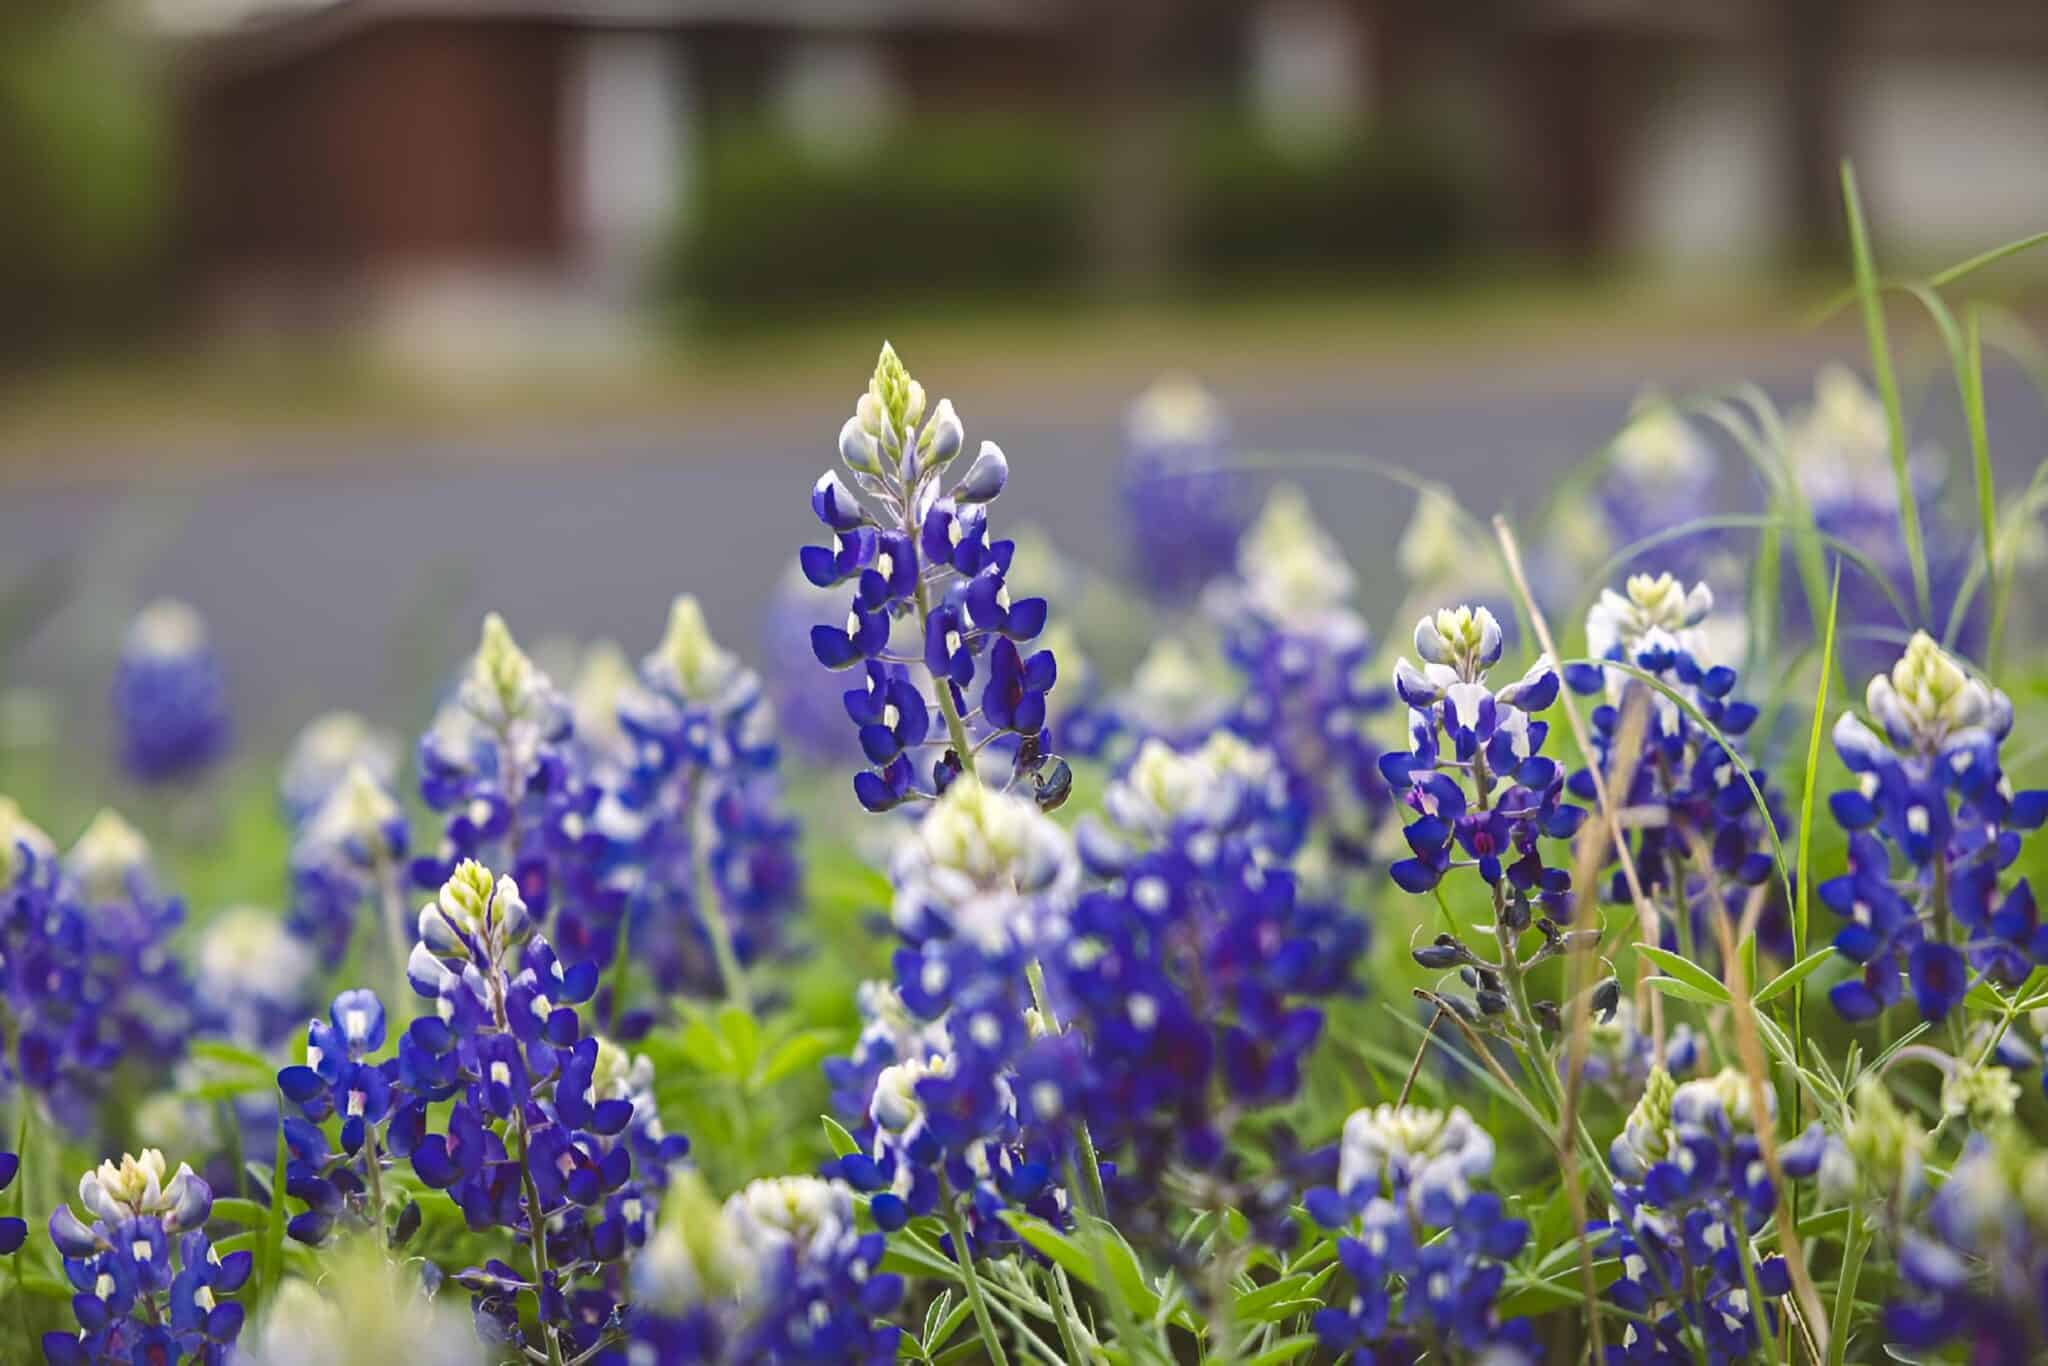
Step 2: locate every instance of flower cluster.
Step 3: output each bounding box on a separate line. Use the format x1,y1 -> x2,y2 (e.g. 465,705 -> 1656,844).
411,615 -> 616,967
110,599 -> 230,785
1387,605 -> 1575,899
45,1150 -> 248,1364
1054,734 -> 1363,1218
1824,632 -> 2048,1021
400,860 -> 677,1359
1877,1126 -> 2048,1363
1303,1105 -> 1533,1358
1117,376 -> 1247,603
1787,366 -> 1979,661
275,989 -> 414,1246
824,779 -> 1078,1248
278,711 -> 400,823
1565,573 -> 1789,960
1209,488 -> 1392,875
1594,1069 -> 1790,1362
803,343 -> 1066,813
288,759 -> 411,981
0,804 -> 196,1130
609,596 -> 802,1007
628,1174 -> 902,1363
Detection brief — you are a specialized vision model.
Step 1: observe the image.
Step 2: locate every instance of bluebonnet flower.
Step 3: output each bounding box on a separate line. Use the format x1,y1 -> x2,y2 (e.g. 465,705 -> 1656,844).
803,344 -> 1066,812
1823,632 -> 2048,1023
1787,366 -> 1979,663
289,761 -> 413,974
1118,376 -> 1247,603
1593,1069 -> 1791,1363
826,779 -> 1078,1246
1878,1127 -> 2048,1364
1052,733 -> 1364,1237
607,596 -> 802,1009
274,988 -> 414,1247
0,808 -> 200,1130
0,1142 -> 21,1256
1206,488 -> 1393,876
401,860 -> 666,1361
1564,574 -> 1790,960
627,1173 -> 902,1364
1568,398 -> 1733,596
44,1149 -> 249,1365
761,567 -> 865,767
1302,1105 -> 1534,1360
412,615 -> 624,993
279,711 -> 400,823
195,906 -> 320,1047
111,599 -> 230,785
1382,607 -> 1581,972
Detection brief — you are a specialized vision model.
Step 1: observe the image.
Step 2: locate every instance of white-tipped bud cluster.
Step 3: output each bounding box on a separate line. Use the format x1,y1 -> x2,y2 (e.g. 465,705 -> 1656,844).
299,762 -> 403,865
280,711 -> 400,816
0,794 -> 53,885
1103,732 -> 1277,840
724,1175 -> 855,1261
1864,631 -> 2005,754
1586,573 -> 1716,664
1413,604 -> 1504,681
410,859 -> 529,998
78,1149 -> 210,1230
1611,398 -> 1713,488
644,594 -> 741,707
1126,374 -> 1224,451
1235,487 -> 1360,634
458,613 -> 558,732
123,599 -> 209,661
890,779 -> 1079,953
66,807 -> 154,903
1337,1104 -> 1496,1210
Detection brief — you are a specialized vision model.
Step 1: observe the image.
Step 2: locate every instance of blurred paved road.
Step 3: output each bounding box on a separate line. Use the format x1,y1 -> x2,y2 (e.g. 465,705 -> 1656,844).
4,342 -> 2042,746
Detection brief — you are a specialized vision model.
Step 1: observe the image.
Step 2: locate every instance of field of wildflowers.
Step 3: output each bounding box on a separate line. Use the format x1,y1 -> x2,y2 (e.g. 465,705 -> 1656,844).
8,182 -> 2048,1365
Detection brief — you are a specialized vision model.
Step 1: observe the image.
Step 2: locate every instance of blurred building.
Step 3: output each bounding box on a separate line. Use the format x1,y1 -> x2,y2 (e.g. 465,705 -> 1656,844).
152,0 -> 2048,365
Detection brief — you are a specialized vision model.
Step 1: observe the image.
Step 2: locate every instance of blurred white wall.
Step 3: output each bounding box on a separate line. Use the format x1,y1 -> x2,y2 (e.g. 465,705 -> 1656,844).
572,29 -> 693,294
1846,55 -> 2048,256
1617,56 -> 1786,268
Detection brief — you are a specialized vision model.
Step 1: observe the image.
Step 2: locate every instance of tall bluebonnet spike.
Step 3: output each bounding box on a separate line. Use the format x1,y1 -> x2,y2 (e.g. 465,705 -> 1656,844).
1567,573 -> 1791,964
800,344 -> 1064,811
1117,376 -> 1247,603
44,1150 -> 248,1363
401,860 -> 676,1362
628,1173 -> 902,1364
1199,486 -> 1392,879
1821,633 -> 2048,1025
1303,1106 -> 1532,1358
111,599 -> 230,785
612,594 -> 802,1006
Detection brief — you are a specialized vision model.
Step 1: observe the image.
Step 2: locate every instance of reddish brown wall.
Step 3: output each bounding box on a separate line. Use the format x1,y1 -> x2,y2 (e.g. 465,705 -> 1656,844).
182,18 -> 571,274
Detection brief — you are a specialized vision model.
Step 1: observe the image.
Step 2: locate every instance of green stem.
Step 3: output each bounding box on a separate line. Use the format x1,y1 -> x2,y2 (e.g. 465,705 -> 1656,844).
1827,1214 -> 1867,1366
490,959 -> 565,1366
1024,961 -> 1111,1219
687,773 -> 752,1012
941,1183 -> 1011,1366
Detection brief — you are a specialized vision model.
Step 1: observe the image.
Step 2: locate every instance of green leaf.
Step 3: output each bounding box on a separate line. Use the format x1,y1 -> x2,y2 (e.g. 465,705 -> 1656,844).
1245,1333 -> 1321,1365
821,1116 -> 861,1159
1495,1259 -> 1624,1318
187,1040 -> 278,1074
718,1005 -> 762,1076
1234,1267 -> 1334,1322
1000,1211 -> 1102,1291
208,1197 -> 270,1229
1646,976 -> 1727,1008
1755,947 -> 1835,1006
758,1029 -> 841,1089
1636,945 -> 1731,1004
260,1112 -> 288,1308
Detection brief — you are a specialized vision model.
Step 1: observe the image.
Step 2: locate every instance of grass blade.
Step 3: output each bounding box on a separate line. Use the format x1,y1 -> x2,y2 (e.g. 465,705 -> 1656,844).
1842,161 -> 1931,623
